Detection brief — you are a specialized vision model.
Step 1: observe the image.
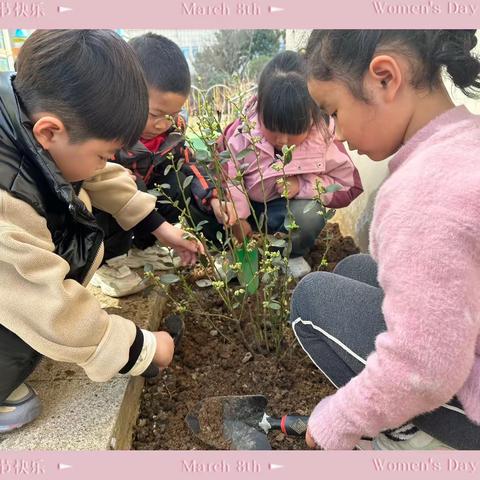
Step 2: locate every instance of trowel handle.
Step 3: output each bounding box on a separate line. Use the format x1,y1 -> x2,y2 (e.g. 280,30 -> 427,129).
267,415 -> 373,442
141,361 -> 160,378
268,415 -> 310,436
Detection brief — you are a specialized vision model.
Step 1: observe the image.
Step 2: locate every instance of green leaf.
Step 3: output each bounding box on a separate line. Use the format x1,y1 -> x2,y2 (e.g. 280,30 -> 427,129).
236,148 -> 252,160
159,183 -> 171,190
164,164 -> 173,176
216,231 -> 224,244
261,273 -> 272,284
268,301 -> 281,310
143,264 -> 154,274
159,274 -> 180,285
284,217 -> 299,232
195,220 -> 209,232
183,176 -> 194,190
269,238 -> 286,248
258,213 -> 265,231
324,209 -> 336,221
195,150 -> 209,162
303,200 -> 318,215
219,150 -> 231,160
324,183 -> 343,193
281,145 -> 295,165
272,256 -> 286,267
147,188 -> 161,197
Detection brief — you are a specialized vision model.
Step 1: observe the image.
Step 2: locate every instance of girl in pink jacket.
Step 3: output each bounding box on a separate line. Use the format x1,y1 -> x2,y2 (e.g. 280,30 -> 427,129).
292,30 -> 480,450
221,52 -> 362,273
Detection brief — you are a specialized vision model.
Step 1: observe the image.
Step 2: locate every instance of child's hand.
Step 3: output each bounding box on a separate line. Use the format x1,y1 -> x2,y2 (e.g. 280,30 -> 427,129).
152,222 -> 205,266
124,168 -> 137,182
276,175 -> 300,199
211,199 -> 238,227
306,428 -> 319,449
152,331 -> 175,368
232,219 -> 253,243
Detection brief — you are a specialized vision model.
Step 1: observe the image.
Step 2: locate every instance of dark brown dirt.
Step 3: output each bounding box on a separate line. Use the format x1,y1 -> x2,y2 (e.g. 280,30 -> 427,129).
190,396 -> 233,450
132,223 -> 359,450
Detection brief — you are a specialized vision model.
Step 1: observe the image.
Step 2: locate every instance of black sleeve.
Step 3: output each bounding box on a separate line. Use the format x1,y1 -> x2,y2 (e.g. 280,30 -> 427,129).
180,160 -> 217,213
134,209 -> 165,235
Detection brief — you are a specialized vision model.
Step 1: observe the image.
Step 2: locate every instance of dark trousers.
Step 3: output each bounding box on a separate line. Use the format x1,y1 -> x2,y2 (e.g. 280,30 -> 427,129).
0,325 -> 42,403
290,253 -> 480,449
249,198 -> 326,257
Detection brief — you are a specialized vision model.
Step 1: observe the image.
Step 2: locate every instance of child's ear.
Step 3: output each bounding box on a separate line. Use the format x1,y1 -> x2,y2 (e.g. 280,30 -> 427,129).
367,54 -> 402,102
32,116 -> 67,150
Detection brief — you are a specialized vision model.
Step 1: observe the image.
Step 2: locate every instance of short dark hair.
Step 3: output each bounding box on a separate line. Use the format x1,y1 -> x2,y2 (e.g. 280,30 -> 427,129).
305,30 -> 480,100
129,33 -> 191,96
14,29 -> 149,147
256,51 -> 327,136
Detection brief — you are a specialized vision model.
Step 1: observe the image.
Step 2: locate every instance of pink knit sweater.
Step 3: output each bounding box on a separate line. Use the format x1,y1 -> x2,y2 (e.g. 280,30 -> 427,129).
308,106 -> 480,450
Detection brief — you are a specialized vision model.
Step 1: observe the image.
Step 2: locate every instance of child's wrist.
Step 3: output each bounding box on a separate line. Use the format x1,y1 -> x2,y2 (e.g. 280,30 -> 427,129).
152,331 -> 175,367
207,190 -> 219,206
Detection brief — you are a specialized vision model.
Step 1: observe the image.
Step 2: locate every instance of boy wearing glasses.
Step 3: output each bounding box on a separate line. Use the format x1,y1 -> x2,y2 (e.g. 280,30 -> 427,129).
93,34 -> 236,296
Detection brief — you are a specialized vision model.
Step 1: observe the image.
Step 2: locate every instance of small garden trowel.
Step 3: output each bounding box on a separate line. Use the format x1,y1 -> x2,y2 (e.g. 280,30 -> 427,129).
185,395 -> 309,450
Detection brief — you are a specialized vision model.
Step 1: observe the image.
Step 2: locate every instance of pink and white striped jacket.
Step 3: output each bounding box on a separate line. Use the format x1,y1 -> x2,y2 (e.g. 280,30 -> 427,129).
220,99 -> 363,219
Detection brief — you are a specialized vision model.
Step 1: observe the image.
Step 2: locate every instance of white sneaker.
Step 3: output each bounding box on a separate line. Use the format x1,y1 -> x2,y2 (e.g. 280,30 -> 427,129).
90,255 -> 150,298
125,246 -> 181,271
373,430 -> 454,450
139,244 -> 171,257
0,383 -> 42,432
287,257 -> 312,279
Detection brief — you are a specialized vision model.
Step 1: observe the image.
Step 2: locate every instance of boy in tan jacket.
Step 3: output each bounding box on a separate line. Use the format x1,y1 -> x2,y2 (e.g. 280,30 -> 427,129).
0,30 -> 201,433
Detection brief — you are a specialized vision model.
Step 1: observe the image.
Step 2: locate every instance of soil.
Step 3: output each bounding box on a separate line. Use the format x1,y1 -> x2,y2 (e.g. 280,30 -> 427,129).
189,396 -> 234,450
132,223 -> 360,450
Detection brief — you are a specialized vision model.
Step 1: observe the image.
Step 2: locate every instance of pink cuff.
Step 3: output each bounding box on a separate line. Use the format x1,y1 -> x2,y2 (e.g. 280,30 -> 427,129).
308,395 -> 360,450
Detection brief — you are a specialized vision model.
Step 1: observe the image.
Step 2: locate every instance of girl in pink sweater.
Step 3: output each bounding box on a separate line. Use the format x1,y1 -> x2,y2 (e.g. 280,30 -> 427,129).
291,30 -> 480,450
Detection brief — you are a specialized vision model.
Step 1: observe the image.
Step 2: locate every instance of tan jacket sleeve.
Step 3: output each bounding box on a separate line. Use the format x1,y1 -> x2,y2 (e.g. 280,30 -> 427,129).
82,162 -> 156,231
0,190 -> 138,382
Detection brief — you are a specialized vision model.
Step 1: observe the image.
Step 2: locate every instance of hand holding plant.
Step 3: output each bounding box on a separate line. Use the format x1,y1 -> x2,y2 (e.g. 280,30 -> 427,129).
152,222 -> 205,266
231,218 -> 253,243
276,175 -> 300,199
210,198 -> 238,227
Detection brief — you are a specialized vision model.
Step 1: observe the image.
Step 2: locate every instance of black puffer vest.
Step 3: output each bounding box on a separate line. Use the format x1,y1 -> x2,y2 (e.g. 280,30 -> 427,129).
0,72 -> 103,283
